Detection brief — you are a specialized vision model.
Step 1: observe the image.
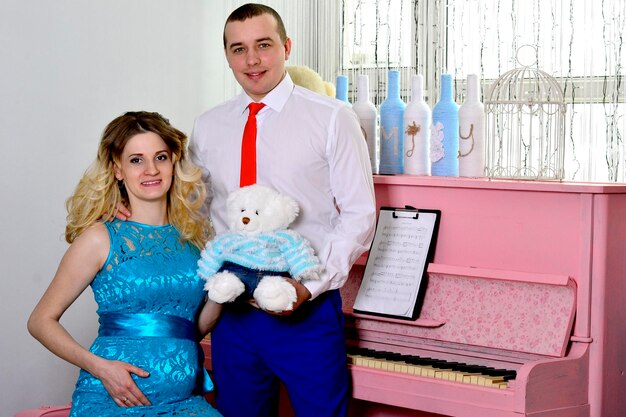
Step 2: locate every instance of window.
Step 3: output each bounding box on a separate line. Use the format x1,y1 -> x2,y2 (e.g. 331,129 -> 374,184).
340,0 -> 625,182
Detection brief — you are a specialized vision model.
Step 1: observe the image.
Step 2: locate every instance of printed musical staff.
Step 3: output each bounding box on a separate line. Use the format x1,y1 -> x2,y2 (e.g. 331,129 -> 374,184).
354,207 -> 440,319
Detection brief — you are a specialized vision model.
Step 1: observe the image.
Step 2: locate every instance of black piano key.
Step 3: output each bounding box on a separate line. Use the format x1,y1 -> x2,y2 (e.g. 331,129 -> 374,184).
454,364 -> 481,373
387,353 -> 408,362
466,365 -> 492,374
432,361 -> 454,369
404,355 -> 424,365
422,359 -> 450,368
442,362 -> 463,371
489,368 -> 517,380
373,350 -> 394,359
476,367 -> 515,378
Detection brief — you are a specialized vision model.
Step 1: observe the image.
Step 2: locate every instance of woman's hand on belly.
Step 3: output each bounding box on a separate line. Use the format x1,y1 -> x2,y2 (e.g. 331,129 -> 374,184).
91,356 -> 152,408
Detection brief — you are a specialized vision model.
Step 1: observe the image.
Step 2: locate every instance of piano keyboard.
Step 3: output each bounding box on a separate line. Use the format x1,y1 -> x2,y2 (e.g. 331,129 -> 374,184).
347,347 -> 517,389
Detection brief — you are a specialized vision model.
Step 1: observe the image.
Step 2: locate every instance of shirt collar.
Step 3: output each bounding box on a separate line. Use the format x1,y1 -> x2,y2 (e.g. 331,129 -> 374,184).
236,72 -> 294,115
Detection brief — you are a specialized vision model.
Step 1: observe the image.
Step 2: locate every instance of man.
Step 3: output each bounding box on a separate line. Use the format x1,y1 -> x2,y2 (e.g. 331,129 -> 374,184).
189,4 -> 376,416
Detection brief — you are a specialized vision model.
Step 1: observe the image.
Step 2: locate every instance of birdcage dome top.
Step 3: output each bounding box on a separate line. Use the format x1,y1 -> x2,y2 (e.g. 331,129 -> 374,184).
486,46 -> 564,106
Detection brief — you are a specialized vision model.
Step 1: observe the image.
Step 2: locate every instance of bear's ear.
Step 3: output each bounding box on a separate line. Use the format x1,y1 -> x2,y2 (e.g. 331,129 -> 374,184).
275,193 -> 300,225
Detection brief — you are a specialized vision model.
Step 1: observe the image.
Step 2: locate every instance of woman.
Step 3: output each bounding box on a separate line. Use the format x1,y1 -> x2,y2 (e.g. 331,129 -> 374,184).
28,111 -> 222,416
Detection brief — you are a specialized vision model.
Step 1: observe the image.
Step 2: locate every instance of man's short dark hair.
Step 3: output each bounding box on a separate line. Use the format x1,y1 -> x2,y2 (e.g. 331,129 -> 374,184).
223,3 -> 288,48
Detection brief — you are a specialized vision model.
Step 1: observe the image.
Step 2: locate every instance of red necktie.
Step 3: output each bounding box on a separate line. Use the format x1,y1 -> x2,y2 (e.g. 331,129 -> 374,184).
240,102 -> 266,187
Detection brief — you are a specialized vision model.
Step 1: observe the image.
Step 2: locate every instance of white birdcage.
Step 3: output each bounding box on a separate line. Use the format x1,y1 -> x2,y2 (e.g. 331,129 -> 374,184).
485,46 -> 566,180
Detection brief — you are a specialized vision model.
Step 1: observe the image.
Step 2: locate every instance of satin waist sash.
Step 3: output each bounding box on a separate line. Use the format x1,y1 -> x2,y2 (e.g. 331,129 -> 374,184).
98,312 -> 197,338
98,312 -> 213,392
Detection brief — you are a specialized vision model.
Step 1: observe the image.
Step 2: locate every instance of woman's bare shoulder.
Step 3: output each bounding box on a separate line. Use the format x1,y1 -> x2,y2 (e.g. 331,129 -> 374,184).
69,221 -> 110,261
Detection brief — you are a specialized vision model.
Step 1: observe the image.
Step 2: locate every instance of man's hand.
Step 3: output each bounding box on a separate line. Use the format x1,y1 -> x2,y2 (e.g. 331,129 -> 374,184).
114,202 -> 131,221
269,278 -> 311,316
249,277 -> 311,316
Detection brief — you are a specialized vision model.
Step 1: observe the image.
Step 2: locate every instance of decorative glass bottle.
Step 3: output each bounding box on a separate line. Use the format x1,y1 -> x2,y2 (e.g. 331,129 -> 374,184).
352,74 -> 379,174
430,73 -> 459,176
458,74 -> 485,177
335,75 -> 350,104
379,70 -> 405,174
403,74 -> 431,175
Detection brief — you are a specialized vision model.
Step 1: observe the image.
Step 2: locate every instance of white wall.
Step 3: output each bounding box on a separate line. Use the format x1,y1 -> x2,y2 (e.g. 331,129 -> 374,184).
0,1 -> 229,415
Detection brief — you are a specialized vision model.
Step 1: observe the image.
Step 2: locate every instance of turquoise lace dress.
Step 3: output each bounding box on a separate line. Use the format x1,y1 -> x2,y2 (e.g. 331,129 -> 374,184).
69,219 -> 221,417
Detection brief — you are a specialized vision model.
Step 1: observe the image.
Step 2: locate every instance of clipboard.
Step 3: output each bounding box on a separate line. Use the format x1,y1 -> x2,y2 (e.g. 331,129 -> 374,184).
353,206 -> 441,320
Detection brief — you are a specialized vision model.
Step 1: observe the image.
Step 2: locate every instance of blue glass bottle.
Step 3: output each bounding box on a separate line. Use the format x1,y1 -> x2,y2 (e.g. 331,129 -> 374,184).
430,73 -> 459,176
335,75 -> 350,104
379,70 -> 406,174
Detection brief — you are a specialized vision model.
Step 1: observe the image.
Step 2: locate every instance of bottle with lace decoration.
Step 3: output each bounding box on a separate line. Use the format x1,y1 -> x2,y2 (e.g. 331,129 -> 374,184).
430,73 -> 459,176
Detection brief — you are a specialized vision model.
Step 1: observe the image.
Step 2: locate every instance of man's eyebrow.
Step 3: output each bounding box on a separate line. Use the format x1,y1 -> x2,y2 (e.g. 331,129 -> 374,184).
228,37 -> 274,49
228,41 -> 244,49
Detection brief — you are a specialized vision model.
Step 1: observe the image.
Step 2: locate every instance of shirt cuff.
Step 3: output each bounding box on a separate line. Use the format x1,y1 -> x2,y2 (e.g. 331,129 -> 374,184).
303,277 -> 332,301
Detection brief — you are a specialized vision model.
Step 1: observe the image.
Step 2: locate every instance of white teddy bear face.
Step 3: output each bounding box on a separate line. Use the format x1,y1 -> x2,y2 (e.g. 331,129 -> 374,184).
226,184 -> 300,235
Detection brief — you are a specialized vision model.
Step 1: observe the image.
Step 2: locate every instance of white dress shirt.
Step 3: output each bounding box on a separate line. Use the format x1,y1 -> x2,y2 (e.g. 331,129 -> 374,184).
190,74 -> 376,299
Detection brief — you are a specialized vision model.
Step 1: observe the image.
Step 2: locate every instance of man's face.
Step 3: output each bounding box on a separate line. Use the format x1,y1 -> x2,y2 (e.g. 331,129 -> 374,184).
224,13 -> 291,102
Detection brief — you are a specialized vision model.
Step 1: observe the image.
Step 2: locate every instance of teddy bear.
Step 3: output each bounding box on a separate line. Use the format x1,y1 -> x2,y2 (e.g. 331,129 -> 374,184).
287,65 -> 336,97
197,184 -> 323,312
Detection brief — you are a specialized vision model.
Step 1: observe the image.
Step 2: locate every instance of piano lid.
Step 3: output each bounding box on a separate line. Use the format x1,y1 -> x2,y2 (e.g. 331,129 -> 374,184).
343,263 -> 577,358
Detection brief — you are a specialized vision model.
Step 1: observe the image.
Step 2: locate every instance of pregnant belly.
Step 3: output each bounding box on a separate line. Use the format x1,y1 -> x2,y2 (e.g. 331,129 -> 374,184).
79,336 -> 201,404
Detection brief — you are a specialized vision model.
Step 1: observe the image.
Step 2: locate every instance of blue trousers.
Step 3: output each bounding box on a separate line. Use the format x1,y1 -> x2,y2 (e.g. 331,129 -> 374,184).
211,289 -> 349,417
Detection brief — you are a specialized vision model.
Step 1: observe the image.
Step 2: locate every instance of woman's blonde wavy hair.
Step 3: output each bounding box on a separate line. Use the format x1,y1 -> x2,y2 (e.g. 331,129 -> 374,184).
65,111 -> 212,249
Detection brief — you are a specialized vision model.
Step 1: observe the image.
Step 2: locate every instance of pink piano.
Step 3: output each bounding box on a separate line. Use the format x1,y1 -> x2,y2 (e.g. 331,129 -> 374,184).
341,175 -> 626,417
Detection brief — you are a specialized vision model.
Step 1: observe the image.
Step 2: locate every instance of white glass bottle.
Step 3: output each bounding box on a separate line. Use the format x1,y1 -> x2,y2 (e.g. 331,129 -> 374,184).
403,74 -> 431,175
458,74 -> 485,177
352,75 -> 379,174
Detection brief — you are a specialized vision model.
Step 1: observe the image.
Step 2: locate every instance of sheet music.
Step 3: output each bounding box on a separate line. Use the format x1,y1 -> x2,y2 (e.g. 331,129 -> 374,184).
353,207 -> 439,319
